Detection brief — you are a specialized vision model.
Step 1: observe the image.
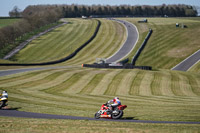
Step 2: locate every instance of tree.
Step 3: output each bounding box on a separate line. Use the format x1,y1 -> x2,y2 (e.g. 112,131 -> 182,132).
9,6 -> 22,17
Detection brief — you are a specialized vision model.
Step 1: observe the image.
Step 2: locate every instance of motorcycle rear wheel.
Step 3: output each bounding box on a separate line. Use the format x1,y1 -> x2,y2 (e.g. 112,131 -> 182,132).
112,110 -> 123,119
94,113 -> 101,119
0,100 -> 6,109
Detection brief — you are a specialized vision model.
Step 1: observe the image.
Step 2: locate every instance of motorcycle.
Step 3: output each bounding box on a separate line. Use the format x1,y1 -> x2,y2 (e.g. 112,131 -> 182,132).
0,91 -> 8,109
94,103 -> 127,119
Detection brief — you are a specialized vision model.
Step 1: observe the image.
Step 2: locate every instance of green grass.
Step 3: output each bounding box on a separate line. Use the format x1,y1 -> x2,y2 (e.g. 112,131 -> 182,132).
0,18 -> 20,28
0,68 -> 200,122
189,61 -> 200,73
0,117 -> 200,133
60,18 -> 126,66
0,17 -> 200,132
121,17 -> 200,69
11,18 -> 98,63
0,22 -> 62,59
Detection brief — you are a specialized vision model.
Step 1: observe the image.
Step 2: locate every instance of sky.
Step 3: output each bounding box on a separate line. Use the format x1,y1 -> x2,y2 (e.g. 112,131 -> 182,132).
1,0 -> 200,16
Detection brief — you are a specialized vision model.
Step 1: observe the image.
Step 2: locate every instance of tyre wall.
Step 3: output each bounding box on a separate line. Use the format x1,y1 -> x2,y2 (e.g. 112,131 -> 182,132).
131,29 -> 153,65
82,63 -> 152,70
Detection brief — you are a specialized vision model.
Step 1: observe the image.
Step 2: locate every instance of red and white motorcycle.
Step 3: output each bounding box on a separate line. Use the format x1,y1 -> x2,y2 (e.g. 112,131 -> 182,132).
95,103 -> 127,119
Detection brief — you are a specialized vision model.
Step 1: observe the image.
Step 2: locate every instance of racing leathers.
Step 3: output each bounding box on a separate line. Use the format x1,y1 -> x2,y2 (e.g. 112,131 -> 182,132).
107,97 -> 121,111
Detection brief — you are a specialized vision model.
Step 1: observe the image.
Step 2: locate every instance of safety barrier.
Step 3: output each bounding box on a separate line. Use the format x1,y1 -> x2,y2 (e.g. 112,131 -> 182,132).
0,19 -> 101,66
82,63 -> 152,70
131,29 -> 153,65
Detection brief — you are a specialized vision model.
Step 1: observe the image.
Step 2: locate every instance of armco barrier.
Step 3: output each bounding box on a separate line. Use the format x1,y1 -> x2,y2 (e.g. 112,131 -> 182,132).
0,19 -> 101,66
82,63 -> 152,70
131,29 -> 153,65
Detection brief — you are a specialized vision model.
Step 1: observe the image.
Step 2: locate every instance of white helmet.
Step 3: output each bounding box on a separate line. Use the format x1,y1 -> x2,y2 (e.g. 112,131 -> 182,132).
115,97 -> 119,99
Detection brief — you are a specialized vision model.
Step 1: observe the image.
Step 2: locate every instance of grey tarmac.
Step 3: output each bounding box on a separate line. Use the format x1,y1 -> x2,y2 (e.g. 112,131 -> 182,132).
0,110 -> 199,124
172,49 -> 200,71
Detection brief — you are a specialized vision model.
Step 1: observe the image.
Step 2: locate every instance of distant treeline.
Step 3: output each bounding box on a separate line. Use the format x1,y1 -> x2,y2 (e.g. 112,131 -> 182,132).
61,4 -> 197,17
0,4 -> 197,58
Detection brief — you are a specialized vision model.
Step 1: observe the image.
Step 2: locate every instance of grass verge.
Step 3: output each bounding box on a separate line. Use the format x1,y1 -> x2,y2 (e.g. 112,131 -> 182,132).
0,117 -> 199,133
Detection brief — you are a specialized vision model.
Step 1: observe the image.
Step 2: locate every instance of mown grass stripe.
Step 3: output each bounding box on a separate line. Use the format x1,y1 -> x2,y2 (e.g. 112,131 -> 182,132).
65,19 -> 126,65
98,21 -> 126,58
129,70 -> 145,95
185,74 -> 200,96
64,71 -> 98,94
90,70 -> 121,95
34,20 -> 84,62
0,71 -> 58,87
15,19 -> 96,63
12,71 -> 65,89
0,69 -> 51,84
170,72 -> 184,96
68,19 -> 110,64
150,72 -> 162,96
79,73 -> 105,94
33,69 -> 83,92
116,70 -> 138,96
44,71 -> 87,94
158,71 -> 174,96
104,69 -> 128,95
138,71 -> 153,96
178,74 -> 197,96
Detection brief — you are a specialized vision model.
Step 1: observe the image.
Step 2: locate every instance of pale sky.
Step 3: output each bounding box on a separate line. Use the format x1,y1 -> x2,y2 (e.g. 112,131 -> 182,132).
1,0 -> 199,16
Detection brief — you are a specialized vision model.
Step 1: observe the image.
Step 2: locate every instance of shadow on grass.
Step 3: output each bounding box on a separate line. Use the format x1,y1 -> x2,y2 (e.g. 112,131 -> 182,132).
1,106 -> 21,110
121,117 -> 139,120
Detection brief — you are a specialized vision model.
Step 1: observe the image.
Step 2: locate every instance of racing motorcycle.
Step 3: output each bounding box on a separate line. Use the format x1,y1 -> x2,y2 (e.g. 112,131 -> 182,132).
94,103 -> 127,119
0,91 -> 8,109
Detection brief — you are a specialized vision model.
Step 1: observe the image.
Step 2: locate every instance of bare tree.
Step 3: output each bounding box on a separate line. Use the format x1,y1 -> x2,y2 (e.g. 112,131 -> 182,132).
9,6 -> 22,17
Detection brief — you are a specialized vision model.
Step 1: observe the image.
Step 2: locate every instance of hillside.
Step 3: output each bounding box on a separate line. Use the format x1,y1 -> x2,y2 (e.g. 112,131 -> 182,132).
121,17 -> 200,69
0,67 -> 200,122
0,17 -> 200,133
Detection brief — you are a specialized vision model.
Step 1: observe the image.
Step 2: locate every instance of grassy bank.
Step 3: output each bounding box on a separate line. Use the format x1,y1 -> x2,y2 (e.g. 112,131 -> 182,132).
121,17 -> 200,69
0,117 -> 199,133
189,61 -> 200,73
9,18 -> 97,63
0,68 -> 200,122
0,17 -> 199,132
57,18 -> 126,66
0,22 -> 62,59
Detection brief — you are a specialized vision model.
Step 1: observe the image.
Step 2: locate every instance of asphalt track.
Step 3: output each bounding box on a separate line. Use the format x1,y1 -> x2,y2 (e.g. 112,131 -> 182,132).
0,19 -> 199,124
0,66 -> 78,77
105,19 -> 139,63
172,49 -> 200,71
0,110 -> 200,124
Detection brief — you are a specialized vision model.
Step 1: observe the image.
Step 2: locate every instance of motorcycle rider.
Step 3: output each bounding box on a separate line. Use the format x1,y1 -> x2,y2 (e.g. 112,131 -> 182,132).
107,97 -> 121,111
0,91 -> 8,98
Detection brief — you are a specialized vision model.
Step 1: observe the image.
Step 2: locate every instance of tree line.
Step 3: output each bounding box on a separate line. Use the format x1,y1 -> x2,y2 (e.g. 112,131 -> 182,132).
0,4 -> 197,58
61,4 -> 197,17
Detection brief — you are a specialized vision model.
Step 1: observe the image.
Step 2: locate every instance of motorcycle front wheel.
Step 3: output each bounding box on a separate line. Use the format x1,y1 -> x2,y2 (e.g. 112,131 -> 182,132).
112,110 -> 123,119
94,112 -> 101,119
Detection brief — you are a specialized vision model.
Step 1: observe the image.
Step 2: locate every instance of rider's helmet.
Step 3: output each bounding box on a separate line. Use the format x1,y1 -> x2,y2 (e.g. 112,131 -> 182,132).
2,91 -> 8,98
115,97 -> 119,100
